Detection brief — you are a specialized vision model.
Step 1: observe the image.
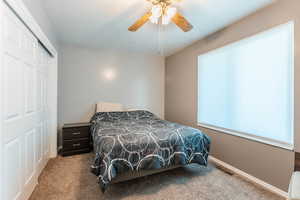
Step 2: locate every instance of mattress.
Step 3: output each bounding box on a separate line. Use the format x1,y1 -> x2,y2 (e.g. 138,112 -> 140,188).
90,110 -> 211,191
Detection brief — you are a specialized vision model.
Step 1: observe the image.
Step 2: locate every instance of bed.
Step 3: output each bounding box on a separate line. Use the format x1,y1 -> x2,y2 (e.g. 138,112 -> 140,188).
90,104 -> 211,192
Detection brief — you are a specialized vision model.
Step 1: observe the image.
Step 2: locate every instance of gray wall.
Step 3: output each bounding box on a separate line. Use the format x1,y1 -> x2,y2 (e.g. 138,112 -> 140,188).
165,0 -> 298,191
58,43 -> 165,127
22,0 -> 58,50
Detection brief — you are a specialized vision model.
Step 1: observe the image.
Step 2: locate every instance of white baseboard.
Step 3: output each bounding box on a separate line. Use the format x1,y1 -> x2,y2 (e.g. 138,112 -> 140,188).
209,156 -> 288,199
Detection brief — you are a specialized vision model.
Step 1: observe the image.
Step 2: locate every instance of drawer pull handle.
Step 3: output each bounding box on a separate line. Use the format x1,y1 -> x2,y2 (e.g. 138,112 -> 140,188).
73,143 -> 81,147
72,132 -> 81,135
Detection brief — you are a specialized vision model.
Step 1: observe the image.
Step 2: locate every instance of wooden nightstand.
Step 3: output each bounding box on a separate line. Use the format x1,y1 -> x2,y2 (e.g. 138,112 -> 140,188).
296,152 -> 300,171
62,122 -> 92,156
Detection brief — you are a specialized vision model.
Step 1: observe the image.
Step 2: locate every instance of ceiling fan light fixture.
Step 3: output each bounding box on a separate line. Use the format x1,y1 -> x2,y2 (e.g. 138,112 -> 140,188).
162,6 -> 177,25
166,7 -> 177,18
150,15 -> 159,24
151,5 -> 162,18
128,0 -> 193,32
150,4 -> 162,24
162,15 -> 171,25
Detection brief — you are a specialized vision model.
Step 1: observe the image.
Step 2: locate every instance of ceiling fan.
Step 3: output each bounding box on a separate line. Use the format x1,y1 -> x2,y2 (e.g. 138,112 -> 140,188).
128,0 -> 193,32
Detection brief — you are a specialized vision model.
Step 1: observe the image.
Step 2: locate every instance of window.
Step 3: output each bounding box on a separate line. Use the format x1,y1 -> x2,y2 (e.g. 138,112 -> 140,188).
198,22 -> 294,150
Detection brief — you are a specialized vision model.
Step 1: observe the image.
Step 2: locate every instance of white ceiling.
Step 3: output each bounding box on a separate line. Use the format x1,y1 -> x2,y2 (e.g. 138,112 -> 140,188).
42,0 -> 274,56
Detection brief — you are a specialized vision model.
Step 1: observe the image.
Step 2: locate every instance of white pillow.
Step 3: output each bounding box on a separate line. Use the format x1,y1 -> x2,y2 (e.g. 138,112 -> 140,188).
96,102 -> 124,113
126,108 -> 140,111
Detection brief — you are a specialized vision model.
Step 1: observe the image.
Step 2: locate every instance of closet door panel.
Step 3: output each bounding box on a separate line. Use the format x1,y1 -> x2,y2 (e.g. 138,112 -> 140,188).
4,138 -> 22,200
21,26 -> 36,67
43,121 -> 49,157
25,129 -> 35,184
35,124 -> 42,168
3,5 -> 21,58
43,74 -> 47,110
36,71 -> 42,112
24,64 -> 35,115
3,54 -> 23,122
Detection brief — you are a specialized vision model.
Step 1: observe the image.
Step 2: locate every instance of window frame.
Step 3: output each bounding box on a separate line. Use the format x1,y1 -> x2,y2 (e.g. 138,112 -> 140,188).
197,21 -> 295,151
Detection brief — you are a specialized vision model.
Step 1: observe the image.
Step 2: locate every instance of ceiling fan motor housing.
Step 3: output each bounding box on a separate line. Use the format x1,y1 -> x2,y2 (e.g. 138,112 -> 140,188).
148,0 -> 173,6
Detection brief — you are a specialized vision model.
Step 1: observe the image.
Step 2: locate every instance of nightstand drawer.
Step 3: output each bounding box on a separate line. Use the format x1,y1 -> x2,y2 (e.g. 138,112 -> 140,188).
62,123 -> 91,156
63,139 -> 90,151
62,148 -> 91,157
63,127 -> 90,140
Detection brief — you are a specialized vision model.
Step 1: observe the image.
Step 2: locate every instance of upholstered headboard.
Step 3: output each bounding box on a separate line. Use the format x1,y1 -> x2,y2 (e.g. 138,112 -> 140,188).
96,102 -> 124,113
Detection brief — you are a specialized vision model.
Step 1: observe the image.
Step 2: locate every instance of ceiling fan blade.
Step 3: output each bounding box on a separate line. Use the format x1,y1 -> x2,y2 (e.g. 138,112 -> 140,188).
128,12 -> 152,32
172,12 -> 193,32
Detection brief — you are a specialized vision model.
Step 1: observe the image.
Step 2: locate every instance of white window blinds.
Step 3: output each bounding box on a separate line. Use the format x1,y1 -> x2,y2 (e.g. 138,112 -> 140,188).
198,22 -> 294,149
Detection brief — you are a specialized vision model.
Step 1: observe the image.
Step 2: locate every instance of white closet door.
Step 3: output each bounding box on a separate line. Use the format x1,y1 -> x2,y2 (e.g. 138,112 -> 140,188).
1,3 -> 52,200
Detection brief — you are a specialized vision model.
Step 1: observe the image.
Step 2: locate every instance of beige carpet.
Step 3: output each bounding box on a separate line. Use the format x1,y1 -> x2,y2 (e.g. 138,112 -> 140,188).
29,153 -> 284,200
